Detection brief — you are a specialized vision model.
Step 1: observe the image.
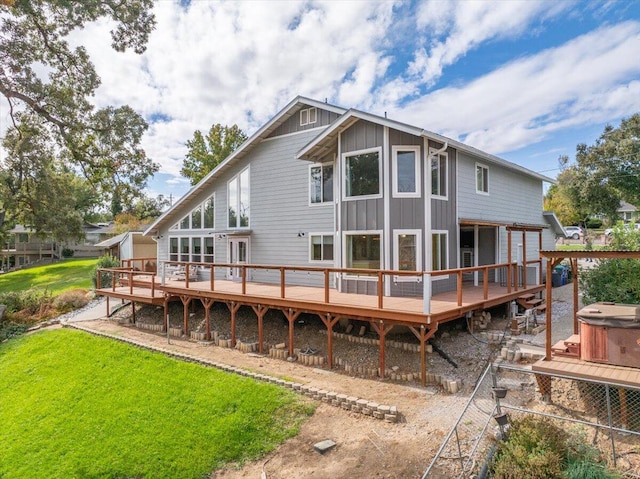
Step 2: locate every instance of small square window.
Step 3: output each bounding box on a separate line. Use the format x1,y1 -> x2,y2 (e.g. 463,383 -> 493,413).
300,107 -> 317,126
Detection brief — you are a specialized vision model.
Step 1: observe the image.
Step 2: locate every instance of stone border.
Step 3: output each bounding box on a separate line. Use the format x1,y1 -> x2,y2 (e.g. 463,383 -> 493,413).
64,323 -> 400,423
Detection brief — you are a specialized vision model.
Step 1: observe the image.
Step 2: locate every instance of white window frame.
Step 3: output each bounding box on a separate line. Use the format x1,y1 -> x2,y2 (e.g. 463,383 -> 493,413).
168,235 -> 215,264
431,230 -> 449,281
342,230 -> 383,280
309,233 -> 335,263
227,166 -> 250,229
342,147 -> 383,201
430,148 -> 448,200
476,162 -> 489,195
308,163 -> 334,206
300,107 -> 317,126
392,145 -> 421,198
393,229 -> 422,282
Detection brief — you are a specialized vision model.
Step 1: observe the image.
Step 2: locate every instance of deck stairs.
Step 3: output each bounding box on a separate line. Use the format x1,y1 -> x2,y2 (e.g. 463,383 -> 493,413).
516,293 -> 546,315
551,334 -> 581,358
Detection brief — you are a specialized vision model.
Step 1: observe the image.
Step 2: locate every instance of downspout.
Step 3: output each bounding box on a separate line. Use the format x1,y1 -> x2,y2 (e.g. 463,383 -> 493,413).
430,141 -> 448,158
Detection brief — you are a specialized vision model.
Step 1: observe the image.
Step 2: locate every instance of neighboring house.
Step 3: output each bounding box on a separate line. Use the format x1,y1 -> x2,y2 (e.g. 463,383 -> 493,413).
144,96 -> 556,298
618,201 -> 639,223
0,222 -> 116,270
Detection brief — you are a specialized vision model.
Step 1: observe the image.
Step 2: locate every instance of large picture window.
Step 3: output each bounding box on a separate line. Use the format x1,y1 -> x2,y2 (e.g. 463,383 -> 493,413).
345,233 -> 381,273
476,163 -> 489,194
431,150 -> 448,198
310,234 -> 334,262
228,167 -> 250,228
432,231 -> 448,275
344,149 -> 381,198
204,196 -> 214,229
392,146 -> 420,197
175,194 -> 215,230
393,230 -> 422,281
310,164 -> 334,204
169,236 -> 215,263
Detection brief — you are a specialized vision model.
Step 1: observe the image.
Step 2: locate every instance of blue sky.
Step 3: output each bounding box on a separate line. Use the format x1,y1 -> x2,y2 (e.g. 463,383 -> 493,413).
70,0 -> 640,201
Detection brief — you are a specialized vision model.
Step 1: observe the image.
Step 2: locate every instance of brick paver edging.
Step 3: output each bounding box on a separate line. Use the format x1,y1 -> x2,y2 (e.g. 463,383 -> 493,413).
64,323 -> 400,423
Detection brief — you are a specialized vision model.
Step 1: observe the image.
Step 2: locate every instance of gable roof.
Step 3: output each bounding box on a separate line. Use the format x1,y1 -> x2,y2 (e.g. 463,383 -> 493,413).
144,96 -> 346,235
296,109 -> 555,183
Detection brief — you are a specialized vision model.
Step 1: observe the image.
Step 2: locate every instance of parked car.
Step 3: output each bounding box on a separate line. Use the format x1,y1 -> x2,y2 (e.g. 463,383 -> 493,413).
564,226 -> 584,239
604,223 -> 640,237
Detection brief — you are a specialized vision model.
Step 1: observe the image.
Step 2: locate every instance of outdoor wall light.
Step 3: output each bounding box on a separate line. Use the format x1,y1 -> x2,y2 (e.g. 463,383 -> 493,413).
297,232 -> 306,237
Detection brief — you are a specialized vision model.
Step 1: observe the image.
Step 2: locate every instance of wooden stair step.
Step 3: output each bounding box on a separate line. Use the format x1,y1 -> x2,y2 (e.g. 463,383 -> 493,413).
536,303 -> 546,313
525,298 -> 543,307
518,293 -> 535,301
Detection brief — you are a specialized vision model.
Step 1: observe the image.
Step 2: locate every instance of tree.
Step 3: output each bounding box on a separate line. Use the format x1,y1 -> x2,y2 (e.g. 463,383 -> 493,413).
0,0 -> 159,236
573,114 -> 640,221
181,124 -> 247,185
128,194 -> 170,221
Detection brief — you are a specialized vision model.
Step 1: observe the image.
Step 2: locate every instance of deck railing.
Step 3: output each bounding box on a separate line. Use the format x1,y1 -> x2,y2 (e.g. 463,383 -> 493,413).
96,259 -> 542,313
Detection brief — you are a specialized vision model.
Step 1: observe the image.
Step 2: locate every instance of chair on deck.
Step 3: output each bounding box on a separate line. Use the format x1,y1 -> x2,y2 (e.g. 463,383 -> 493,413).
169,265 -> 198,281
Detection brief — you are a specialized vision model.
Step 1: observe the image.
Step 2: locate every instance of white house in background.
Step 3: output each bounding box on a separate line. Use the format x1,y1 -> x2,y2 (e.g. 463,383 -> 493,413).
144,96 -> 556,298
618,201 -> 639,223
95,231 -> 157,269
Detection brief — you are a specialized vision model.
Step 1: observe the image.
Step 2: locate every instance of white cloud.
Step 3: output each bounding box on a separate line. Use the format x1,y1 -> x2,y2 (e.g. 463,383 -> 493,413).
394,21 -> 640,154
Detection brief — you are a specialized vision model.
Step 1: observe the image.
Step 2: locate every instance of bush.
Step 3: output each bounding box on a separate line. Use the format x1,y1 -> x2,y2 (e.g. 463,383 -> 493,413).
0,289 -> 52,315
586,218 -> 603,229
0,322 -> 28,341
51,289 -> 90,313
91,255 -> 121,289
580,226 -> 640,304
491,416 -> 568,479
61,248 -> 75,258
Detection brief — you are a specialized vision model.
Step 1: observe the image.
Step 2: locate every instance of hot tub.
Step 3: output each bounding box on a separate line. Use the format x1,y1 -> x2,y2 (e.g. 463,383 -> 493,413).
578,302 -> 640,368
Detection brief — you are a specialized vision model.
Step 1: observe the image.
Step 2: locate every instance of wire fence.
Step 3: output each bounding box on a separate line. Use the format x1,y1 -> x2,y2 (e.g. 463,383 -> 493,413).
422,363 -> 640,478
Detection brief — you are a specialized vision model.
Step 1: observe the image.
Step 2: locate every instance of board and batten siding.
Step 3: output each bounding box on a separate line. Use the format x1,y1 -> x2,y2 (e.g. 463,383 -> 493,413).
340,120 -> 385,295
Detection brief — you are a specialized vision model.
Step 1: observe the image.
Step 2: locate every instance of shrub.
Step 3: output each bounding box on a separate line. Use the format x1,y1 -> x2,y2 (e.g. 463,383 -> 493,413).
491,416 -> 568,479
91,255 -> 121,289
586,218 -> 603,229
61,248 -> 75,258
52,289 -> 90,313
0,289 -> 52,315
0,322 -> 28,341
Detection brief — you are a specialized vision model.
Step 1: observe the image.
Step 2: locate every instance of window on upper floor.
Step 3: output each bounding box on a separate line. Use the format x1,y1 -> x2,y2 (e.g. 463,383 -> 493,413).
392,146 -> 420,197
431,150 -> 448,199
300,107 -> 317,126
476,163 -> 489,194
344,148 -> 381,199
310,234 -> 334,262
173,195 -> 215,230
228,167 -> 250,228
310,163 -> 334,204
432,231 -> 448,276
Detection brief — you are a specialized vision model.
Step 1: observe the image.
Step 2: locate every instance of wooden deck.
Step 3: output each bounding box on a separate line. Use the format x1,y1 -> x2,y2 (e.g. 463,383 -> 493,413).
99,275 -> 544,328
532,356 -> 640,389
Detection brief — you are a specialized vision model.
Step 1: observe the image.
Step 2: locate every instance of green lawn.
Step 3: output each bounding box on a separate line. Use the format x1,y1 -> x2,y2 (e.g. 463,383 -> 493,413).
0,258 -> 98,295
0,329 -> 313,479
556,244 -> 606,251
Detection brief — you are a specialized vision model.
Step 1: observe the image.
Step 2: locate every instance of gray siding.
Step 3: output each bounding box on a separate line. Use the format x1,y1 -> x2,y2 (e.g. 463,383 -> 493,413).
156,129 -> 334,287
268,107 -> 340,138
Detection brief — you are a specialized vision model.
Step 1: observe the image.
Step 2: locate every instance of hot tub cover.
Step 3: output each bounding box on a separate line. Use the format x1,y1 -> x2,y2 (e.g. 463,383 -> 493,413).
578,302 -> 640,328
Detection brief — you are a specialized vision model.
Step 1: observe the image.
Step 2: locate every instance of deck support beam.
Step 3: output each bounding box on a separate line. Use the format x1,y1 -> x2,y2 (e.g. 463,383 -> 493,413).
409,325 -> 437,387
106,296 -> 110,317
319,313 -> 340,369
201,298 -> 215,341
251,305 -> 268,354
371,321 -> 394,378
535,374 -> 552,401
180,295 -> 193,337
163,296 -> 169,332
131,300 -> 136,324
226,301 -> 241,348
283,308 -> 301,357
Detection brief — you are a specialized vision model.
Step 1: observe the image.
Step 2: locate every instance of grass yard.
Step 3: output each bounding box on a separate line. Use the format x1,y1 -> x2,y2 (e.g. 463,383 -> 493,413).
0,258 -> 97,295
0,329 -> 313,479
556,244 -> 606,251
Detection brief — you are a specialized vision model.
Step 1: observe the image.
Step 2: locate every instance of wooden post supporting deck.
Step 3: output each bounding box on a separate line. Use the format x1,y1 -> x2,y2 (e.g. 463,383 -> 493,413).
201,298 -> 215,341
163,296 -> 168,332
283,308 -> 301,357
131,300 -> 136,324
226,301 -> 241,347
535,374 -> 552,401
180,295 -> 192,336
251,305 -> 268,354
319,313 -> 340,369
371,321 -> 394,379
409,325 -> 437,387
106,296 -> 110,317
